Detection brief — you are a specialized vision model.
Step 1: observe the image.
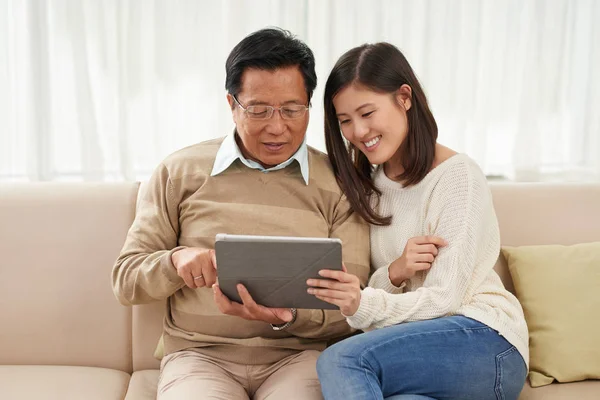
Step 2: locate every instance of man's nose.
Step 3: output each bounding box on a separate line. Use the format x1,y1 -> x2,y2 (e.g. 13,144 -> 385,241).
264,111 -> 286,135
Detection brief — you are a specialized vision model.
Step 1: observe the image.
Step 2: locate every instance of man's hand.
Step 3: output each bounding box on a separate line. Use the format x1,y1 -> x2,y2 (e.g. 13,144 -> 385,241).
171,247 -> 217,289
306,264 -> 361,316
212,283 -> 294,325
389,235 -> 447,286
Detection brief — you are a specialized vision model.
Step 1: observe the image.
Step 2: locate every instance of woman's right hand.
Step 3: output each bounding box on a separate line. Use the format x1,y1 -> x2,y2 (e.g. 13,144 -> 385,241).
388,235 -> 448,287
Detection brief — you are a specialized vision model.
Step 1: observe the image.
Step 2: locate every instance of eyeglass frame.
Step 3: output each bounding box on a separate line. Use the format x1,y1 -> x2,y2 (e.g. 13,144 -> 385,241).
231,94 -> 310,120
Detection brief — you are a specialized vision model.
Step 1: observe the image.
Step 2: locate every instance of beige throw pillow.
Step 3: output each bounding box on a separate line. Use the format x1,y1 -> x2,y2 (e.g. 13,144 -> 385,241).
502,242 -> 600,387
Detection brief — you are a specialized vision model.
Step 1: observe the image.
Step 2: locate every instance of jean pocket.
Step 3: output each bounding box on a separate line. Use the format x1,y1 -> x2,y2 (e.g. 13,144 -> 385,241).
494,346 -> 527,400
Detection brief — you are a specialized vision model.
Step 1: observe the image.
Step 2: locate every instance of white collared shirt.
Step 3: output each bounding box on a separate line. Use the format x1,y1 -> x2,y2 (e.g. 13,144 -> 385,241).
210,132 -> 309,185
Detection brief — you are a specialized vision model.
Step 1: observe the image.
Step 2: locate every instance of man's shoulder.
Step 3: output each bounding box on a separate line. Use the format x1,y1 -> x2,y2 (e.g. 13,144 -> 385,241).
160,137 -> 225,178
306,145 -> 338,190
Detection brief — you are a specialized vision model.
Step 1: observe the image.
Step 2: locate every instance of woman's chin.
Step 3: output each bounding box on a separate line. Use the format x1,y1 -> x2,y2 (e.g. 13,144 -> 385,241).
363,154 -> 387,166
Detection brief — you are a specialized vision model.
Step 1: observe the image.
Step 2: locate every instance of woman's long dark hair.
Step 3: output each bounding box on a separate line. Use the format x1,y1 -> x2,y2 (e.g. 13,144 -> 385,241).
324,43 -> 438,226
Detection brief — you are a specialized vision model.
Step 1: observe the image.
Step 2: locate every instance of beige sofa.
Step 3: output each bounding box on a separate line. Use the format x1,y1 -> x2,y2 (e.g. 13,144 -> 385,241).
0,182 -> 598,400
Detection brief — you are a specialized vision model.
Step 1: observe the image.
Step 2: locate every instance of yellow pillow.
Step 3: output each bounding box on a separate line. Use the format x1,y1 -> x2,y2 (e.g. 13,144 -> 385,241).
502,242 -> 600,387
153,335 -> 164,360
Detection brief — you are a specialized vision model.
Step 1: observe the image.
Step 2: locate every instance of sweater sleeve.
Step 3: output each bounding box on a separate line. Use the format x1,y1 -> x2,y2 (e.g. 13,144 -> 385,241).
346,161 -> 500,330
368,263 -> 407,294
287,193 -> 371,339
111,162 -> 186,305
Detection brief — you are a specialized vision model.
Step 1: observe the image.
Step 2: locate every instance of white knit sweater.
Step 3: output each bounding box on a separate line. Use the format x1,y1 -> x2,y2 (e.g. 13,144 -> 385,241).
347,154 -> 529,366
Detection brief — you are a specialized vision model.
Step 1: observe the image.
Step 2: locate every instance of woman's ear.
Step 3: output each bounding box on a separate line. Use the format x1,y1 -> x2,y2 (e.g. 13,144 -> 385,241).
395,84 -> 412,111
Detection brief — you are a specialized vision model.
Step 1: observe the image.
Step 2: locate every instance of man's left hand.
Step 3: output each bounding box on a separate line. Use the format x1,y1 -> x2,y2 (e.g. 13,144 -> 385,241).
213,283 -> 294,325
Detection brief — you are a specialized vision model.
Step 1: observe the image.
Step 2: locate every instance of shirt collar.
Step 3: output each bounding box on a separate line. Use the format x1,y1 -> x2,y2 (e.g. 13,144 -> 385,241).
210,132 -> 309,185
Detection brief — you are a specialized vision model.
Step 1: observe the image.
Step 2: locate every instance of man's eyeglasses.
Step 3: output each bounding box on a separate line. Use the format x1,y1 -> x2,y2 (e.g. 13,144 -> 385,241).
232,95 -> 309,120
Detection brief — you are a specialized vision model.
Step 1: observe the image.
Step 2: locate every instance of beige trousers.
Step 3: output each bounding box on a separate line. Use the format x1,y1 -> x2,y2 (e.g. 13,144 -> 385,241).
157,349 -> 324,400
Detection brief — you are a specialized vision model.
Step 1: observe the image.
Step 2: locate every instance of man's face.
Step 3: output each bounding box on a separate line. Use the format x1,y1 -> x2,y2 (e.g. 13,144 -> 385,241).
227,66 -> 309,168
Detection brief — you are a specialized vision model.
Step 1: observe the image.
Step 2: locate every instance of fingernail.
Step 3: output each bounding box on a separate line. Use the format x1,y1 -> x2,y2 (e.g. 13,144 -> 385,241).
306,279 -> 313,285
307,288 -> 314,294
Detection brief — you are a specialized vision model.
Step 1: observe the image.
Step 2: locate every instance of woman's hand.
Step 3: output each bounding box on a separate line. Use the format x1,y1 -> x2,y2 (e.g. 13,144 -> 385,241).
389,235 -> 447,286
307,264 -> 362,316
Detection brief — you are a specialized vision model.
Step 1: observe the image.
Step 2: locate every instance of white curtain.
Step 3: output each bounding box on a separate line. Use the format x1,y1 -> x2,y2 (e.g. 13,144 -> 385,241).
1,0 -> 599,182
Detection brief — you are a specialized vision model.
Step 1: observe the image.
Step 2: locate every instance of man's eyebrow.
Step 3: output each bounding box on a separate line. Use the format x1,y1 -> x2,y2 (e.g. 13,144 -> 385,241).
336,103 -> 375,117
245,99 -> 306,106
245,99 -> 269,106
282,99 -> 306,105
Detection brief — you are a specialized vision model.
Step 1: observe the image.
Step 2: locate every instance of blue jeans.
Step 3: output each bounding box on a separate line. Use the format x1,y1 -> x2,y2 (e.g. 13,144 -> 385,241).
317,316 -> 526,400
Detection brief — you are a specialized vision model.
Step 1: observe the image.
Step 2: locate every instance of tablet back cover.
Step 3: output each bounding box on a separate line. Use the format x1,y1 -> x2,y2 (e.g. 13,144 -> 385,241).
215,236 -> 342,309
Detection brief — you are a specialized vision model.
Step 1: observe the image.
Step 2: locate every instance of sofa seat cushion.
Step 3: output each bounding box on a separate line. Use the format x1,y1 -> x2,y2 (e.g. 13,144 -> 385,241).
520,380 -> 600,399
125,370 -> 159,400
0,365 -> 130,400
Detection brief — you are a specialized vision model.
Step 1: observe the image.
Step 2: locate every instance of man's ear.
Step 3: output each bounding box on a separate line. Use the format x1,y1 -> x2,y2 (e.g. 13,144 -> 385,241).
226,93 -> 235,110
395,84 -> 412,111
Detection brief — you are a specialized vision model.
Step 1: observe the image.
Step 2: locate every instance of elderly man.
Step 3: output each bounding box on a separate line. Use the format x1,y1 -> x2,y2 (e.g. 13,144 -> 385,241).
112,28 -> 370,400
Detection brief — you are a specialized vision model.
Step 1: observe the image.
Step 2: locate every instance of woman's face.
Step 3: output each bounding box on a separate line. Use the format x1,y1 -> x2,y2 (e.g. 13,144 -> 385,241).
333,83 -> 411,166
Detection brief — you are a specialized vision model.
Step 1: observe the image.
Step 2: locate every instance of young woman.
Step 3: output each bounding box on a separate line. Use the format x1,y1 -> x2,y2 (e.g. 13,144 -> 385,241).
307,43 -> 529,400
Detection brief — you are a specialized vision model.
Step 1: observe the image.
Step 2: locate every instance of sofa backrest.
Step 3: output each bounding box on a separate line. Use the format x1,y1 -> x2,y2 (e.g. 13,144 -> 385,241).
0,183 -> 139,373
490,183 -> 600,294
130,182 -> 600,370
2,183 -> 598,373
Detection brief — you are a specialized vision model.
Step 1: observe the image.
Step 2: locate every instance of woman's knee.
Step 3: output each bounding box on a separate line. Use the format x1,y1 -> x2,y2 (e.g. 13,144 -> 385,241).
317,340 -> 361,375
316,344 -> 340,375
315,351 -> 328,378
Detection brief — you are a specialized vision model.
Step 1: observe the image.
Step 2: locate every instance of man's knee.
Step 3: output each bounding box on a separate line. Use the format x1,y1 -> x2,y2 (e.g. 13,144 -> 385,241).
255,350 -> 323,400
255,380 -> 323,400
158,350 -> 248,400
158,370 -> 248,400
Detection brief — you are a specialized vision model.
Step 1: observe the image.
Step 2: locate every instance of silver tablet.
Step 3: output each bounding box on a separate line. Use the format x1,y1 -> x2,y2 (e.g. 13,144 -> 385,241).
215,233 -> 342,310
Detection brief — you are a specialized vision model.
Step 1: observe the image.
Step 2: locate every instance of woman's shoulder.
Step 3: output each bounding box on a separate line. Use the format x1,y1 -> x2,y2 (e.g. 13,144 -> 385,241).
424,156 -> 494,217
373,146 -> 487,194
421,150 -> 489,206
431,144 -> 459,169
430,146 -> 487,185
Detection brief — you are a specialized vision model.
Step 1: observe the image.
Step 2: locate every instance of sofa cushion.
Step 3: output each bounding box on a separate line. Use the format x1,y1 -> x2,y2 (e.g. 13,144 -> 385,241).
116,369 -> 600,400
502,242 -> 600,387
519,380 -> 600,400
125,370 -> 160,400
0,365 -> 130,400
